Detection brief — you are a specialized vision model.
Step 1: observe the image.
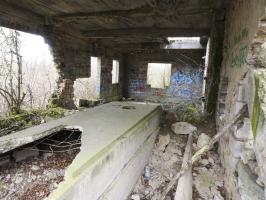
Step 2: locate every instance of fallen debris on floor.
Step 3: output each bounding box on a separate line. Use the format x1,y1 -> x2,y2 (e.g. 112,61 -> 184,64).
193,151 -> 225,200
0,129 -> 81,200
196,133 -> 210,150
129,119 -> 226,200
174,133 -> 193,200
129,127 -> 186,200
171,122 -> 197,135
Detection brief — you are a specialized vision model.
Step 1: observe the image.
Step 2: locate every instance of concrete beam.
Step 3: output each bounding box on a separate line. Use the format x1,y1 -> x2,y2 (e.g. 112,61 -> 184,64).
164,40 -> 205,50
0,1 -> 44,33
55,7 -> 211,22
55,6 -> 151,22
83,28 -> 210,38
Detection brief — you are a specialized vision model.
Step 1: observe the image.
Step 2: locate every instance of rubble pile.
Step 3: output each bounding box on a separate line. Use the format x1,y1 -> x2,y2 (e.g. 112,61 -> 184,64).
0,150 -> 79,200
0,129 -> 81,200
193,151 -> 225,200
129,120 -> 225,200
129,129 -> 186,200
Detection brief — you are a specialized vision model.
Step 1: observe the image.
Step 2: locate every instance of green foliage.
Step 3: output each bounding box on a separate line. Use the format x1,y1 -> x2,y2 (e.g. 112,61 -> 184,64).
251,76 -> 262,138
47,92 -> 61,108
34,107 -> 65,119
0,107 -> 66,136
0,113 -> 28,130
0,180 -> 2,192
176,103 -> 208,124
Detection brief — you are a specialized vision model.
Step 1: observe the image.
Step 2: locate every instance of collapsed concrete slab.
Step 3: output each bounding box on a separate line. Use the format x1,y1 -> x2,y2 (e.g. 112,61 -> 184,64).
32,101 -> 160,200
0,102 -> 160,200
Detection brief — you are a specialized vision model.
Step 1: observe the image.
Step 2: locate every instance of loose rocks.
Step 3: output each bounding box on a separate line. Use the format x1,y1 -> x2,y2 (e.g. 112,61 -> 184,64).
171,122 -> 197,135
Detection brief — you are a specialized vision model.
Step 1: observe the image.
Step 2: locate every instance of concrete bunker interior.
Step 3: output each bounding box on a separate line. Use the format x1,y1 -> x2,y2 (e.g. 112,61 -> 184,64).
0,0 -> 266,200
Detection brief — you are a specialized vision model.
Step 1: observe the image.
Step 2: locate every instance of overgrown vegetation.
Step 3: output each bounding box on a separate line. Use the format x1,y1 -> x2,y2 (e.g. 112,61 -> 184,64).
177,103 -> 210,124
162,102 -> 211,128
0,107 -> 66,137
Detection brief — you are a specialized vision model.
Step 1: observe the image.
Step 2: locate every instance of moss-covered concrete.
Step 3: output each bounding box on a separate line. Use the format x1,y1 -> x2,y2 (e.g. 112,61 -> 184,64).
251,75 -> 261,137
0,107 -> 66,137
251,70 -> 266,137
46,102 -> 161,200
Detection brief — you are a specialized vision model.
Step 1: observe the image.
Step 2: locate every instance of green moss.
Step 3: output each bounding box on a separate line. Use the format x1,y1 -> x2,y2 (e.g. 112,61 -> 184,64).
252,75 -> 262,138
177,103 -> 208,124
0,113 -> 28,129
0,107 -> 66,136
33,107 -> 66,119
0,180 -> 2,192
47,92 -> 61,108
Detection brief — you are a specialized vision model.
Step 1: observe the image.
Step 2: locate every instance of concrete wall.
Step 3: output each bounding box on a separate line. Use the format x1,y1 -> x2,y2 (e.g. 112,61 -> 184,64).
127,51 -> 204,109
217,0 -> 266,199
99,54 -> 124,102
45,27 -> 125,107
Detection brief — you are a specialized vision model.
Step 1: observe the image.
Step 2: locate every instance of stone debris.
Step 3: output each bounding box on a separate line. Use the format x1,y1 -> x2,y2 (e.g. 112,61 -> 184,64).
193,151 -> 225,200
237,162 -> 264,200
12,147 -> 39,162
0,155 -> 10,167
158,134 -> 170,151
171,122 -> 197,135
129,119 -> 225,200
129,131 -> 185,200
196,133 -> 211,150
131,194 -> 141,200
0,149 -> 80,200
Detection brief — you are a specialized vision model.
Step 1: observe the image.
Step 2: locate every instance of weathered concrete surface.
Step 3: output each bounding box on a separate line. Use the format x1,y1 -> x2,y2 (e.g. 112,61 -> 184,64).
0,125 -> 65,154
41,101 -> 160,200
99,130 -> 157,200
216,0 -> 266,199
237,162 -> 264,200
0,102 -> 158,153
175,133 -> 193,200
0,102 -> 161,199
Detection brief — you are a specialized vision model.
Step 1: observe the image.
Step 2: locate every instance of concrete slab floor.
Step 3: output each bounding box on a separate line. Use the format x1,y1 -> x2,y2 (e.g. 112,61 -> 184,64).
0,102 -> 159,154
0,102 -> 161,200
47,101 -> 161,200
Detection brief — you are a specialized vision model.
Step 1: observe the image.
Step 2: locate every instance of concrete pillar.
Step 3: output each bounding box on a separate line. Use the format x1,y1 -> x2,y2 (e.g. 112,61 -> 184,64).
58,79 -> 77,109
205,19 -> 225,115
43,25 -> 91,109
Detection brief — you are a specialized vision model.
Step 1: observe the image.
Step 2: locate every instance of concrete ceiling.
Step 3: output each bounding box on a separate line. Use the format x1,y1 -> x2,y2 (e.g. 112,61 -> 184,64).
0,0 -> 225,49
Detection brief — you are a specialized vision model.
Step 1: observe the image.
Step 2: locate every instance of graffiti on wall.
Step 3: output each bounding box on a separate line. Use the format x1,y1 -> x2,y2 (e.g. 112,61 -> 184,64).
226,28 -> 249,52
231,44 -> 249,67
225,27 -> 249,68
167,70 -> 203,99
129,79 -> 146,93
128,68 -> 203,102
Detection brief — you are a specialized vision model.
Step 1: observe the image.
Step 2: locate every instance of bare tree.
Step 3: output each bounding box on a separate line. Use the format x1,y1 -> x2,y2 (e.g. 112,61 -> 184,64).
0,28 -> 26,114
